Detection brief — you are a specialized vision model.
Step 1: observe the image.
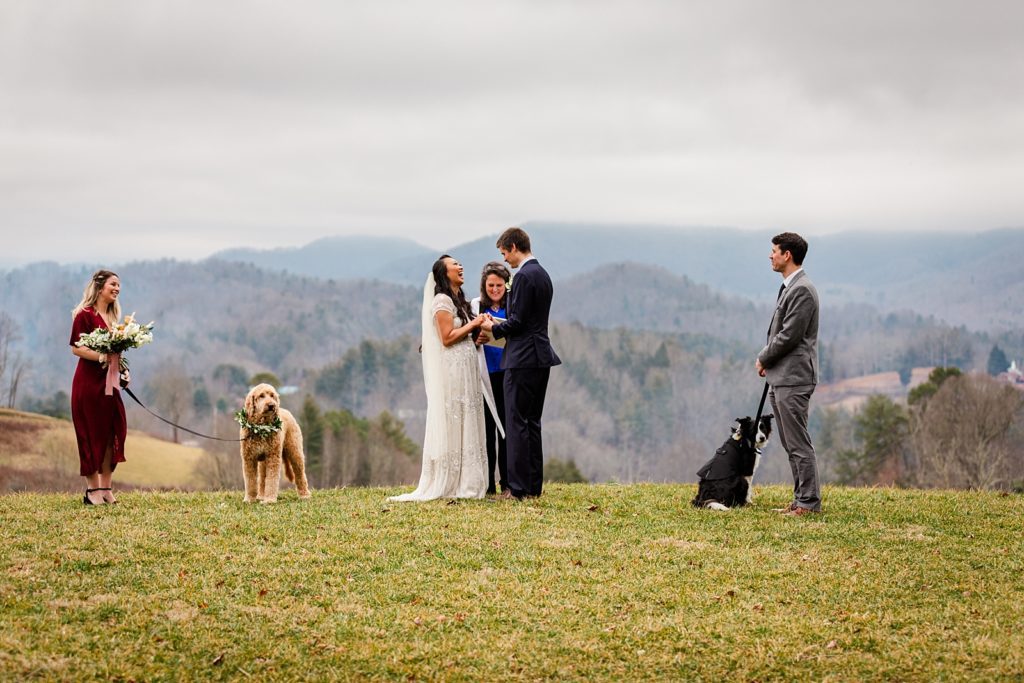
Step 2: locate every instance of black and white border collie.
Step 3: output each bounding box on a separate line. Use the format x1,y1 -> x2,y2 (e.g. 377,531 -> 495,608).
691,415 -> 773,511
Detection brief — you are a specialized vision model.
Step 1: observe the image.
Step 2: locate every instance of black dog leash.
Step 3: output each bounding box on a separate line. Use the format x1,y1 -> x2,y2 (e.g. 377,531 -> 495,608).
754,382 -> 769,426
123,386 -> 246,443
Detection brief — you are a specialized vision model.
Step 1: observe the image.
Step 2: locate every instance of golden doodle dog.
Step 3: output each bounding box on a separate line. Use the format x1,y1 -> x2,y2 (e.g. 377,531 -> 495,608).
239,383 -> 311,503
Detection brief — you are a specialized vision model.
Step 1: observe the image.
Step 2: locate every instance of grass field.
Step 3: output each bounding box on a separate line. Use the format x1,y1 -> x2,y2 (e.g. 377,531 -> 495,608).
0,408 -> 205,491
1,484 -> 1022,681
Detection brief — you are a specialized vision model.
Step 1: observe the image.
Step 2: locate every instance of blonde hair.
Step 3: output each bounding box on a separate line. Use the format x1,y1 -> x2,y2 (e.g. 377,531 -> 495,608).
71,269 -> 122,323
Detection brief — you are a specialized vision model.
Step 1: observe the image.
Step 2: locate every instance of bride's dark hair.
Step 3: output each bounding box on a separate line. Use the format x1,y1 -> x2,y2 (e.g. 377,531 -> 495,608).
432,255 -> 472,323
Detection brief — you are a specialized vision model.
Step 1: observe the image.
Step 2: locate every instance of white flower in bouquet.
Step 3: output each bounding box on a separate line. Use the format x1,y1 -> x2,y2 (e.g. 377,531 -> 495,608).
76,312 -> 155,369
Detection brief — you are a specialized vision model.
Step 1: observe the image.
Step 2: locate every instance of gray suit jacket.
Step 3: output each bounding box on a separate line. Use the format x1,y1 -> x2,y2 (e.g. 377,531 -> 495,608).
758,270 -> 819,387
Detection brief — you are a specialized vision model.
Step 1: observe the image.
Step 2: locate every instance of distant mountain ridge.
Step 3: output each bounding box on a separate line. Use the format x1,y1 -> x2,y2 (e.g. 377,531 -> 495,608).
213,235 -> 435,281
205,223 -> 1024,330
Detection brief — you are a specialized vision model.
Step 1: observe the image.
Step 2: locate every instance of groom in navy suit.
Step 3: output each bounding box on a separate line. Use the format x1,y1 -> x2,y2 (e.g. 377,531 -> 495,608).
481,227 -> 561,499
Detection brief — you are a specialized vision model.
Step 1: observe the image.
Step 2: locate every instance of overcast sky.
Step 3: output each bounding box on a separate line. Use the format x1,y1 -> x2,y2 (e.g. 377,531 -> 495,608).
2,0 -> 1022,266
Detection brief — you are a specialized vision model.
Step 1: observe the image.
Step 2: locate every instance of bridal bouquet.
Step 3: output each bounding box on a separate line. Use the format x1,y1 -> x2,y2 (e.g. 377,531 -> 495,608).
76,314 -> 155,394
76,314 -> 155,365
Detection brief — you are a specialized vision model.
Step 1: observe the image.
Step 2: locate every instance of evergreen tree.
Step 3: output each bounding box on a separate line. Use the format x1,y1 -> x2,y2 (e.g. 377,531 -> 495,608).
299,395 -> 325,485
213,364 -> 249,394
908,366 -> 962,406
193,386 -> 211,413
834,395 -> 907,485
987,345 -> 1009,376
546,458 -> 587,483
249,371 -> 282,388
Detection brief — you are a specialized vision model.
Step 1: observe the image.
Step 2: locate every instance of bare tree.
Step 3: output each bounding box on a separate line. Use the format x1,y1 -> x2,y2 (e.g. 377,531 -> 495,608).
148,360 -> 194,443
0,313 -> 29,408
0,312 -> 18,387
908,374 -> 1024,490
5,354 -> 29,408
192,412 -> 245,489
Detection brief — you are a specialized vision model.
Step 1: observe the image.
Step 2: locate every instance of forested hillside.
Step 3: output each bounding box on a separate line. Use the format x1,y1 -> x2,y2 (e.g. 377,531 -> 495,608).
0,259 -> 420,398
2,256 -> 1021,486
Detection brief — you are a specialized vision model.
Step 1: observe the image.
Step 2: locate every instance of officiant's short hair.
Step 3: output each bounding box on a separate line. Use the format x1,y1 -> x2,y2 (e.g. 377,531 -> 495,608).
496,227 -> 531,254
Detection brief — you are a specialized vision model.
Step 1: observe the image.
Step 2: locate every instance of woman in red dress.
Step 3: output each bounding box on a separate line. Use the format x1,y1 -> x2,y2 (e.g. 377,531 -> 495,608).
70,270 -> 129,505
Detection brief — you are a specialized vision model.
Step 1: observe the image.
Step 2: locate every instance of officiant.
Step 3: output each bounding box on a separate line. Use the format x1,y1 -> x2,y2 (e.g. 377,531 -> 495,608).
471,261 -> 511,496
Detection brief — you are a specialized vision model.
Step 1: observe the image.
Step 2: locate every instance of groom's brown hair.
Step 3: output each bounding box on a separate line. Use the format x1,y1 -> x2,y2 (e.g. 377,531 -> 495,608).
496,227 -> 531,254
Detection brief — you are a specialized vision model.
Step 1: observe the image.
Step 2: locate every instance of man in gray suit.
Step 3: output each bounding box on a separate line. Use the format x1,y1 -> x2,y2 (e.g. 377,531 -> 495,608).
755,232 -> 821,515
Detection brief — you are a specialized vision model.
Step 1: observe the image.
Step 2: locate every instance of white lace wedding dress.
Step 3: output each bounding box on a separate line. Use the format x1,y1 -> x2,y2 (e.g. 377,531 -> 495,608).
389,284 -> 488,501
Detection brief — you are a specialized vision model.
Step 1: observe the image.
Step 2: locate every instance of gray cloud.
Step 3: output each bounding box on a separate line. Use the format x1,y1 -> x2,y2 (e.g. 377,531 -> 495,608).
2,0 -> 1022,265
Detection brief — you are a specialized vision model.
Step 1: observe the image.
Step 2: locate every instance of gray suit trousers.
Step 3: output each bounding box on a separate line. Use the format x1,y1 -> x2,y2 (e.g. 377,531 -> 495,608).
770,384 -> 821,511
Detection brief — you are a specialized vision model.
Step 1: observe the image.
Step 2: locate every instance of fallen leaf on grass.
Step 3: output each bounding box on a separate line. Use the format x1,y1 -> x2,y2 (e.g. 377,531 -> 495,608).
826,640 -> 838,649
258,588 -> 269,598
587,504 -> 600,512
212,654 -> 224,666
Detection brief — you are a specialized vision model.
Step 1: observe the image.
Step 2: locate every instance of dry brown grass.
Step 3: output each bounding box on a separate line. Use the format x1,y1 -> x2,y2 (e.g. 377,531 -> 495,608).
0,408 -> 208,493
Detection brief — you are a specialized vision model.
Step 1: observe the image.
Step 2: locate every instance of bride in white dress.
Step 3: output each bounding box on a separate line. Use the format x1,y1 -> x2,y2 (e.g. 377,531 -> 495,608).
389,256 -> 493,501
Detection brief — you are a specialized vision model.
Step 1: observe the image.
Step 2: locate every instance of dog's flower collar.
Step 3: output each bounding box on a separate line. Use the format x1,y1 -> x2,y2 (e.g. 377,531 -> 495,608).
234,410 -> 282,438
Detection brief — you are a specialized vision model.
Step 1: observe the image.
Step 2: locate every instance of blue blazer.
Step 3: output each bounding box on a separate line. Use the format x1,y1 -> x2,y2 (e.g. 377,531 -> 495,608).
492,259 -> 561,370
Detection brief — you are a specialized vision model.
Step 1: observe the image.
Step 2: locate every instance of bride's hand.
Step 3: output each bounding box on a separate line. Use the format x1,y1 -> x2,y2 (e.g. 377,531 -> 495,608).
471,314 -> 486,328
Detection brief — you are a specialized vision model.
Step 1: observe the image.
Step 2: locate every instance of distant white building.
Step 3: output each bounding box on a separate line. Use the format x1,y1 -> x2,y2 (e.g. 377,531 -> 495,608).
998,360 -> 1024,389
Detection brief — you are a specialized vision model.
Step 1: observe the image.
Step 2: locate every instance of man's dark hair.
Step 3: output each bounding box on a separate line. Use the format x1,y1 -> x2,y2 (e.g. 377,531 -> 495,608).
772,232 -> 809,265
496,227 -> 531,254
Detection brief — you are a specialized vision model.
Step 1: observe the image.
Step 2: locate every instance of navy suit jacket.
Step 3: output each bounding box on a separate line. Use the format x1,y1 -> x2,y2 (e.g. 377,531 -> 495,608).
492,259 -> 561,370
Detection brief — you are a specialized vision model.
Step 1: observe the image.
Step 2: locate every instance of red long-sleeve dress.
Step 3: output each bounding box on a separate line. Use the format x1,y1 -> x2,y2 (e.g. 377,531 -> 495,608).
70,307 -> 127,476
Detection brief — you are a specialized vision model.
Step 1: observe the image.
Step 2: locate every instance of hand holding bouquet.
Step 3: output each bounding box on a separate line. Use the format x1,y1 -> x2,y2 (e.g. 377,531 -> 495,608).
76,313 -> 155,394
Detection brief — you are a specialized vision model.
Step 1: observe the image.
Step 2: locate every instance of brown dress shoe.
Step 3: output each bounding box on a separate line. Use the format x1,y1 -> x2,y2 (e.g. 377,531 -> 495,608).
773,502 -> 798,513
498,490 -> 514,500
783,506 -> 817,517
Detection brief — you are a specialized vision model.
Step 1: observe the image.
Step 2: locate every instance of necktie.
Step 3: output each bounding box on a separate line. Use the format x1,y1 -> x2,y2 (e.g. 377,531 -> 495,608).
777,283 -> 786,301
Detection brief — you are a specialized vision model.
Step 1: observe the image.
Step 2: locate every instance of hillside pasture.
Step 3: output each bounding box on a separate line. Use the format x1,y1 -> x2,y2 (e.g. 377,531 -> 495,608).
1,484 -> 1022,681
0,409 -> 206,492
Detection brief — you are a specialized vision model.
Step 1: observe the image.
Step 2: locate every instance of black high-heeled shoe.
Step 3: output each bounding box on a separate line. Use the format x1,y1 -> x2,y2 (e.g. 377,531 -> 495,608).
83,488 -> 103,505
97,487 -> 118,504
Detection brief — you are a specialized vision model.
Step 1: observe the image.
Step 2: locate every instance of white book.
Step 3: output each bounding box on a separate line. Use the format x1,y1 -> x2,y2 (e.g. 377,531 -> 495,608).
485,316 -> 506,348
